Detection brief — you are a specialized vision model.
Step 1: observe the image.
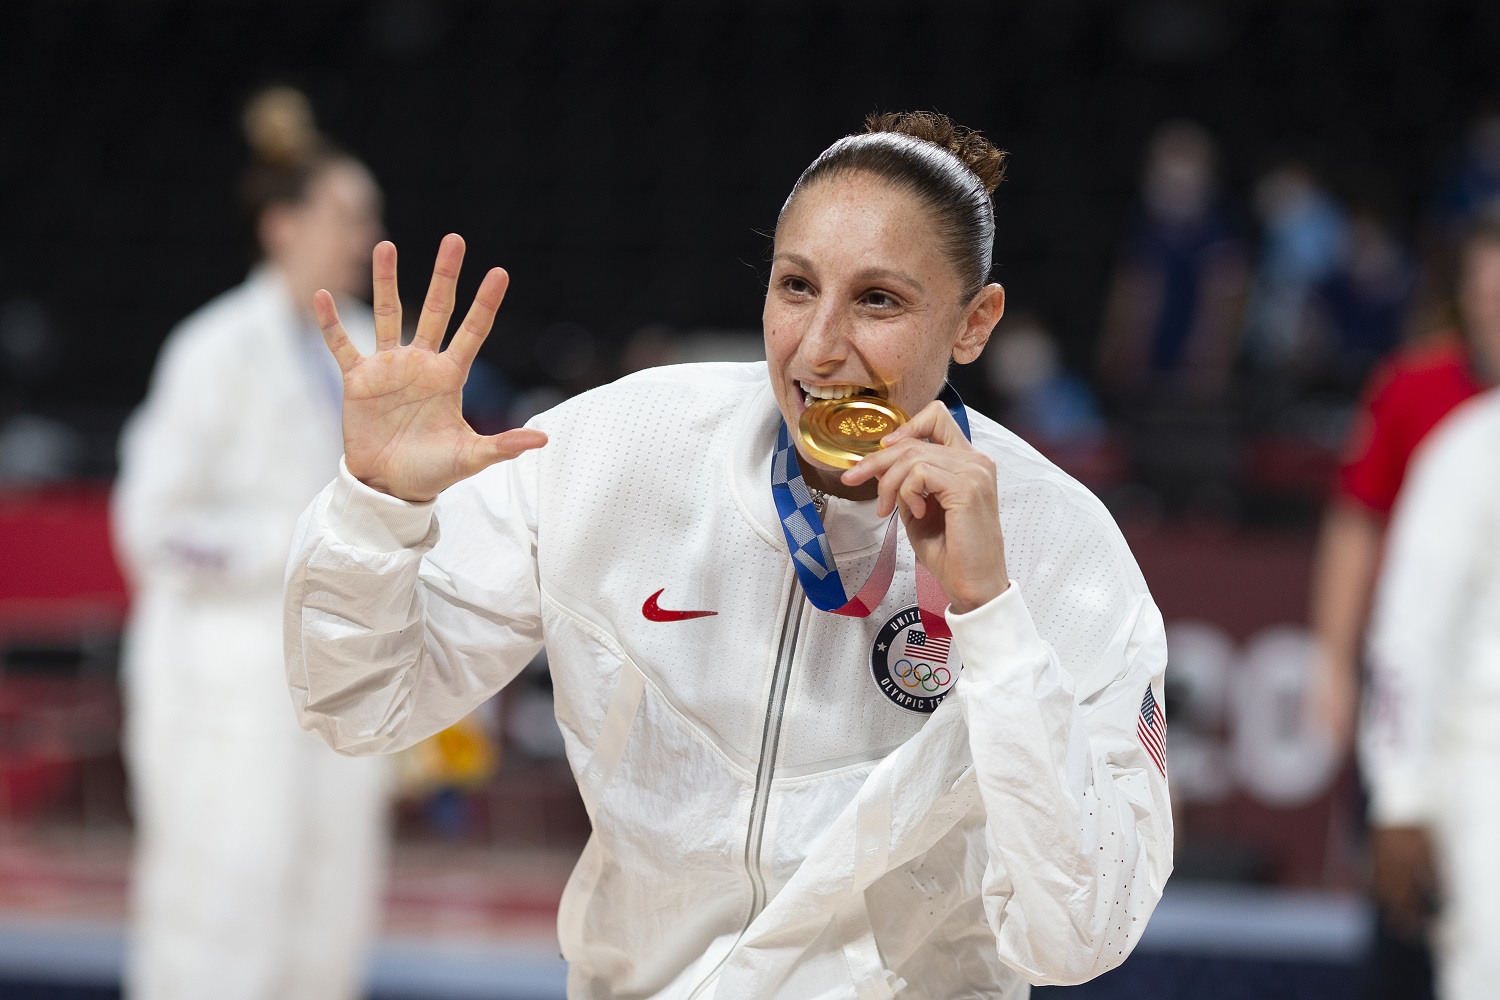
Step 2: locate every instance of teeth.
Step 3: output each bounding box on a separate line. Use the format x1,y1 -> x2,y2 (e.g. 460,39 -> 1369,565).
798,381 -> 865,401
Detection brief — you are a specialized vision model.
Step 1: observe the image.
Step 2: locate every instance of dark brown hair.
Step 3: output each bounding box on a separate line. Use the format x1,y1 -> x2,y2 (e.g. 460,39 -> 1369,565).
778,110 -> 1008,300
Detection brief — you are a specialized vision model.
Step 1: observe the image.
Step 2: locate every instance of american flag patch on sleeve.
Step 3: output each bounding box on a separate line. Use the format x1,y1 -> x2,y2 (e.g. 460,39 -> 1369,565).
1138,684 -> 1166,776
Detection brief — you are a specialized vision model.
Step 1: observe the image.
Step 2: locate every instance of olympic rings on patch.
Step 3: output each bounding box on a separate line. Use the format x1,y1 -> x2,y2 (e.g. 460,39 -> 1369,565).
895,660 -> 946,691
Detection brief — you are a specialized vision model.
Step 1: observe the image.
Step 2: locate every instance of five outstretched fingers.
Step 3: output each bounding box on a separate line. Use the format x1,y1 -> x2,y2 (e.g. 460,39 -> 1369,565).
413,233 -> 465,351
372,242 -> 402,351
313,290 -> 363,373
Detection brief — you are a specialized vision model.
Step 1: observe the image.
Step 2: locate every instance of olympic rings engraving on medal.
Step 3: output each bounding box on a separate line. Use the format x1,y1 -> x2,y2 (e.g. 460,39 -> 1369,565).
837,413 -> 892,439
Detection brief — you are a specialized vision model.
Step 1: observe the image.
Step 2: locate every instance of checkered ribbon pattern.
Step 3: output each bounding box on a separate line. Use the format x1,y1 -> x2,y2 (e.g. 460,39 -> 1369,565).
771,386 -> 971,639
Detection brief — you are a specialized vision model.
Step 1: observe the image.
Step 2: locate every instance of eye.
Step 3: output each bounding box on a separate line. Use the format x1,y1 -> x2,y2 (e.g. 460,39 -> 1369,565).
779,275 -> 814,297
861,289 -> 901,310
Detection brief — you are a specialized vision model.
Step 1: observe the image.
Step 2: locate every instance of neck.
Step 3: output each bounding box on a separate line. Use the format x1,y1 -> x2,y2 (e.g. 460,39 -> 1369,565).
798,450 -> 877,501
270,262 -> 319,323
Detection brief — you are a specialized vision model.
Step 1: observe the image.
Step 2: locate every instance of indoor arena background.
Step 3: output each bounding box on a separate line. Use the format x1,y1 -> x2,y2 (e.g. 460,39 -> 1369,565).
3,1 -> 1498,998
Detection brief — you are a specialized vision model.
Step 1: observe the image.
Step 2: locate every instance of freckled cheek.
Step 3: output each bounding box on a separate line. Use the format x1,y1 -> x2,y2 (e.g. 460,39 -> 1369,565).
764,324 -> 798,367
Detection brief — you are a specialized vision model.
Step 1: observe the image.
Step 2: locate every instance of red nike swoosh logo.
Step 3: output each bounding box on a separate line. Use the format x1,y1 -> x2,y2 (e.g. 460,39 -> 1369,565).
642,589 -> 717,622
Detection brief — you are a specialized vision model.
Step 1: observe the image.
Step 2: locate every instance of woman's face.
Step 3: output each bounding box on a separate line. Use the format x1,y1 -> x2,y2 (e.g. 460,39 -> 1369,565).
262,159 -> 384,302
763,171 -> 1002,473
1460,238 -> 1500,378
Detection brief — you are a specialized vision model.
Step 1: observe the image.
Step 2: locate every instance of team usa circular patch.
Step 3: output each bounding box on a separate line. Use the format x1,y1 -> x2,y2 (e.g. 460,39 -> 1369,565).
871,605 -> 962,713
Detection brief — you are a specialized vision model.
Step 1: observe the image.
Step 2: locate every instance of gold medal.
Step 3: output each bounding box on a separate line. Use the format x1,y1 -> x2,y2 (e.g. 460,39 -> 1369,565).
796,395 -> 910,469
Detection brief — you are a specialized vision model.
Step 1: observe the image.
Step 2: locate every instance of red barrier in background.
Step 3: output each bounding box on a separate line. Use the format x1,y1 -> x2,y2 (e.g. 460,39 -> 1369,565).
1130,525 -> 1314,641
1131,525 -> 1359,889
0,486 -> 128,820
0,489 -> 1352,887
0,487 -> 128,610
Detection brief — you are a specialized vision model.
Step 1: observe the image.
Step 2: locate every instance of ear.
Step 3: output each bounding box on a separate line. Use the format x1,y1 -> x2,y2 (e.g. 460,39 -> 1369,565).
952,283 -> 1005,365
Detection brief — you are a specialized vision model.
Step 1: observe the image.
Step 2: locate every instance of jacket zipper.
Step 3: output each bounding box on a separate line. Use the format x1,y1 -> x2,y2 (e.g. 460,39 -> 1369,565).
685,575 -> 804,1000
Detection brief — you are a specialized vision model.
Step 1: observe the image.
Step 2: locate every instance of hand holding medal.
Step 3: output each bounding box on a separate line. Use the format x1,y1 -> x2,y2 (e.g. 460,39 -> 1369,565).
840,397 -> 1010,615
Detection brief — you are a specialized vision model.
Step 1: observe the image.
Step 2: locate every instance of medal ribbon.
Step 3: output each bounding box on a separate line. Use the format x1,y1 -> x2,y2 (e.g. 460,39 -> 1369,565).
771,385 -> 972,640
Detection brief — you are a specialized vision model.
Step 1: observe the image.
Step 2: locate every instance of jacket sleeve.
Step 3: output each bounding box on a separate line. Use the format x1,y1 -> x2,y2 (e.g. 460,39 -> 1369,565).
1360,407 -> 1489,826
112,328 -> 289,592
283,456 -> 545,755
948,552 -> 1172,986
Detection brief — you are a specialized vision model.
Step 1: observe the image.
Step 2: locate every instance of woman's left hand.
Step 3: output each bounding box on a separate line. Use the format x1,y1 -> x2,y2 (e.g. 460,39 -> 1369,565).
842,400 -> 1009,614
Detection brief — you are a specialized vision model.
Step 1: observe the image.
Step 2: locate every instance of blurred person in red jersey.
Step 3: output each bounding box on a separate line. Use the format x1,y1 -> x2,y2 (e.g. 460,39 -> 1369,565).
1307,217 -> 1500,754
111,87 -> 391,1000
1306,217 -> 1500,1000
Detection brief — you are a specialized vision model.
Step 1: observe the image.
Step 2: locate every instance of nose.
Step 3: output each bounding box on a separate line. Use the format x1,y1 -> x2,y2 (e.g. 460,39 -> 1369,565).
798,299 -> 851,373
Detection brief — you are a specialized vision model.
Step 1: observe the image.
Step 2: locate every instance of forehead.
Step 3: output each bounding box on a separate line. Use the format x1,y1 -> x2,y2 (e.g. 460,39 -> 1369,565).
775,171 -> 947,272
310,160 -> 381,208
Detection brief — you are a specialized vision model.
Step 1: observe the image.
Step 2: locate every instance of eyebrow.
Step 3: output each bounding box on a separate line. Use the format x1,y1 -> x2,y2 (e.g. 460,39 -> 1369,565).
772,252 -> 926,294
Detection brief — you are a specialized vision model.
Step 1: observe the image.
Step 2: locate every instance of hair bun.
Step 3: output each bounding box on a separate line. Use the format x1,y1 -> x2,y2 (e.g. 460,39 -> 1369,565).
865,110 -> 1007,194
242,86 -> 319,168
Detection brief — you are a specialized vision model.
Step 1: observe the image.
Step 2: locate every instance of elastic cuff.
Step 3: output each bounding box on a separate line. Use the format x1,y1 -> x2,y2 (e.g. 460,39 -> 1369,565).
328,457 -> 437,552
1369,780 -> 1433,827
946,582 -> 1050,681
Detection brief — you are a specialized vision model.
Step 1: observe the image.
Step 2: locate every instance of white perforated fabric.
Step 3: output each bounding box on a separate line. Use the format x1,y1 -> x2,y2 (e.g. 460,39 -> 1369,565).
285,361 -> 1173,999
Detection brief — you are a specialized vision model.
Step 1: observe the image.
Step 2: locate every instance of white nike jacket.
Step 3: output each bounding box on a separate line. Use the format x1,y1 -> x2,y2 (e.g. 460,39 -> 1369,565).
285,362 -> 1172,999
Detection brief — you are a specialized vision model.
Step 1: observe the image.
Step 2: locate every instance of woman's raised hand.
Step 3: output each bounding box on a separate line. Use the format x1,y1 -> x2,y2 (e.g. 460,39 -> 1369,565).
314,234 -> 547,503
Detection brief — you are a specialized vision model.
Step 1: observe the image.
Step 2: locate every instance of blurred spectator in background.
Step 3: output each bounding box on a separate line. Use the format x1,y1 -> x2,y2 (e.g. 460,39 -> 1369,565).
1361,384 -> 1500,1000
618,322 -> 680,376
1407,113 -> 1500,342
110,87 -> 390,1000
1434,113 -> 1500,247
983,311 -> 1105,449
1241,162 -> 1348,379
1097,120 -> 1248,400
0,298 -> 85,484
1307,218 -> 1500,1000
981,312 -> 1126,494
1306,210 -> 1414,393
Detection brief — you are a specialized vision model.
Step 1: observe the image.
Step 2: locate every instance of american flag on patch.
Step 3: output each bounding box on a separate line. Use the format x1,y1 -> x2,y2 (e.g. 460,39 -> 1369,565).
905,629 -> 952,662
1138,685 -> 1166,776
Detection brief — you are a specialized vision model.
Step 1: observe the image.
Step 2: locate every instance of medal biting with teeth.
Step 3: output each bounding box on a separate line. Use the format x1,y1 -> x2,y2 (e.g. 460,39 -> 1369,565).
796,383 -> 909,470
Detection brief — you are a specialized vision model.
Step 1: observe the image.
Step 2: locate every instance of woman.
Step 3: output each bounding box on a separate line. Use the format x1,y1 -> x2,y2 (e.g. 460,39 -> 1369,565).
287,112 -> 1172,998
1363,384 -> 1500,1000
113,88 -> 390,1000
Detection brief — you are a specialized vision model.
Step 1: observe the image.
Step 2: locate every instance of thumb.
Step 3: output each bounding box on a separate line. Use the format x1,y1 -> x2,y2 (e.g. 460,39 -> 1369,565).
456,425 -> 552,479
460,428 -> 548,477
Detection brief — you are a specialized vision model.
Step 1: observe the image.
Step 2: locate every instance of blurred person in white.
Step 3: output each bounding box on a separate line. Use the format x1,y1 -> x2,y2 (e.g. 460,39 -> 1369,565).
284,111 -> 1172,998
1362,384 -> 1500,1000
111,87 -> 389,1000
1306,219 -> 1500,754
